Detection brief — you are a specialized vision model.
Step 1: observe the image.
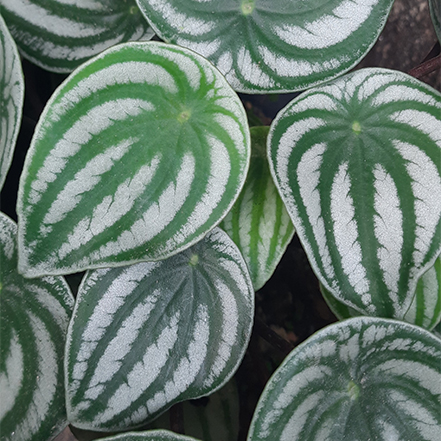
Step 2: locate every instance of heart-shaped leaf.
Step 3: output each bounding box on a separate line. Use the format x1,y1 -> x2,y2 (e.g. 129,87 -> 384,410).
247,317 -> 441,440
0,13 -> 24,191
268,68 -> 441,319
98,431 -> 201,441
321,256 -> 441,330
136,0 -> 394,93
65,228 -> 254,431
220,126 -> 294,290
0,212 -> 74,440
0,0 -> 154,72
17,41 -> 250,278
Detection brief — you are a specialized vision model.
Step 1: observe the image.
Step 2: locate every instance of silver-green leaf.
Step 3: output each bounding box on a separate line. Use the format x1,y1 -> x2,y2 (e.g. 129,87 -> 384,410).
0,0 -> 154,72
221,126 -> 294,290
136,0 -> 394,93
321,256 -> 441,330
247,317 -> 441,441
0,13 -> 24,190
17,41 -> 250,278
65,228 -> 254,431
99,430 -> 201,441
268,68 -> 441,319
0,212 -> 74,441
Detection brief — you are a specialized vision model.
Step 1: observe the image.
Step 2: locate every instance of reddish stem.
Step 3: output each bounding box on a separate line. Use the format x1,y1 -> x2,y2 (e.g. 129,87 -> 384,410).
408,54 -> 441,79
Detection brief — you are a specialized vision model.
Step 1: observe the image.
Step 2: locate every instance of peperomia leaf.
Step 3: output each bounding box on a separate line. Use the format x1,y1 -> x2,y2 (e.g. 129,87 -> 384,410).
148,380 -> 239,441
0,0 -> 154,72
247,317 -> 441,441
0,13 -> 24,191
268,68 -> 441,319
136,0 -> 394,93
17,41 -> 250,278
220,126 -> 294,290
65,228 -> 254,431
99,430 -> 200,441
0,212 -> 74,441
321,256 -> 441,330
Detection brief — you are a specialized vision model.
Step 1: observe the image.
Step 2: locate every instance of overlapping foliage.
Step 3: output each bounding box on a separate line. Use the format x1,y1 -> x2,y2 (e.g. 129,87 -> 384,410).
0,1 -> 440,440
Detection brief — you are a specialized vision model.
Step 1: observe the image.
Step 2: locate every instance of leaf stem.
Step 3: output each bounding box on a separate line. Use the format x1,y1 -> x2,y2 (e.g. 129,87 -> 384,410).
169,402 -> 185,434
254,317 -> 295,356
408,54 -> 441,79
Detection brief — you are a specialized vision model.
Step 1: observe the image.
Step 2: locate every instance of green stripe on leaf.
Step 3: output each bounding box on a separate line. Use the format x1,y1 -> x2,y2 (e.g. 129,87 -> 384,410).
248,317 -> 441,440
220,126 -> 294,290
0,212 -> 74,441
17,41 -> 250,277
268,68 -> 441,319
0,0 -> 154,72
136,0 -> 394,92
0,14 -> 24,190
65,228 -> 253,431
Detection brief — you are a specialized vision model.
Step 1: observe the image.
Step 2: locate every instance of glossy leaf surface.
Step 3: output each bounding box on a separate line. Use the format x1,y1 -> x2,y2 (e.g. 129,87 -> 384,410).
0,13 -> 24,190
321,256 -> 441,330
221,126 -> 294,290
18,41 -> 250,277
65,228 -> 254,431
136,0 -> 394,93
0,212 -> 74,441
268,68 -> 441,319
0,0 -> 154,72
248,317 -> 441,441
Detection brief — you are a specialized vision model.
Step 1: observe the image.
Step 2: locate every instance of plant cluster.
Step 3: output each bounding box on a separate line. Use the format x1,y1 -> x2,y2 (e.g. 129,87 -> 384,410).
0,1 -> 440,440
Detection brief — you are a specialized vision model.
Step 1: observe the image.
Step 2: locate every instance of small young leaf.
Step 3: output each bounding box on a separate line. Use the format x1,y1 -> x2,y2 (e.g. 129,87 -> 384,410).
65,228 -> 254,431
136,0 -> 394,92
0,14 -> 24,190
17,41 -> 250,277
321,256 -> 441,330
0,212 -> 74,441
268,68 -> 441,319
0,0 -> 154,72
220,126 -> 294,290
247,317 -> 441,441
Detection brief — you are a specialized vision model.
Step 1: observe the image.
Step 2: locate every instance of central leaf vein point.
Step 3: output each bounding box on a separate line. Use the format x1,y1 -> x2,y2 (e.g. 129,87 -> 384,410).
241,0 -> 255,16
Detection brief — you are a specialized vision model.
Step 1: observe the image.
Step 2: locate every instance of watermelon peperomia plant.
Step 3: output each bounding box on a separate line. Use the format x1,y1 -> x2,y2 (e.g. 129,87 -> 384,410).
0,1 -> 440,440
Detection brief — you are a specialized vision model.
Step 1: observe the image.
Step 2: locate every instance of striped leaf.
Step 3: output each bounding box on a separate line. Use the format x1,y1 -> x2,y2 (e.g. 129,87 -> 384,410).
268,68 -> 441,319
17,41 -> 250,278
0,212 -> 74,441
135,0 -> 394,93
0,0 -> 154,72
0,13 -> 24,190
65,228 -> 254,431
247,317 -> 441,441
98,431 -> 200,441
148,380 -> 239,441
321,256 -> 441,330
220,126 -> 294,290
